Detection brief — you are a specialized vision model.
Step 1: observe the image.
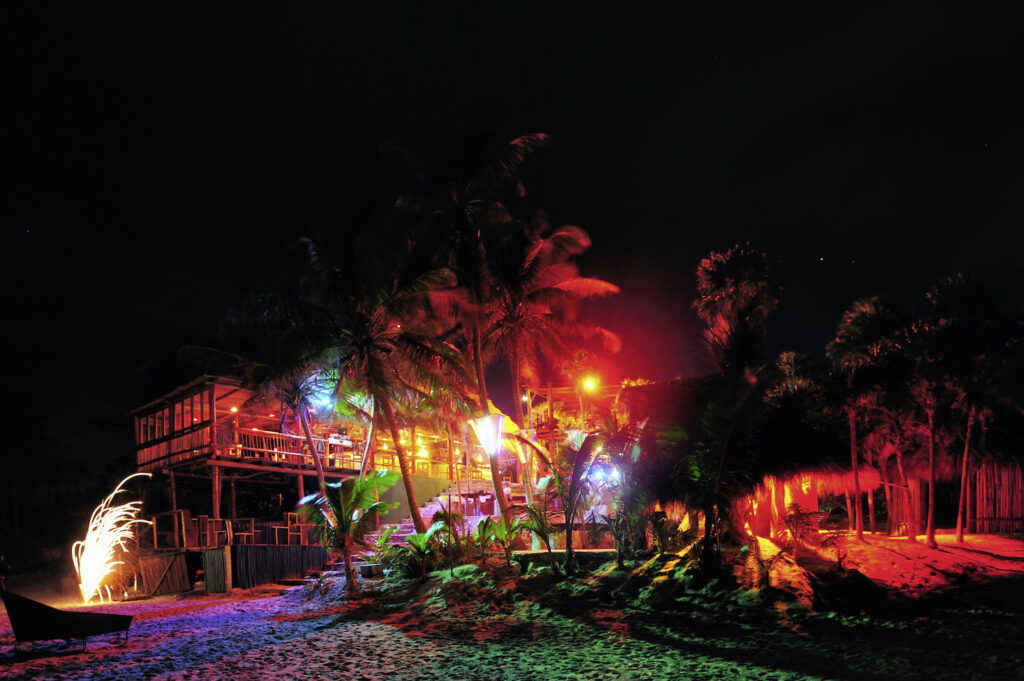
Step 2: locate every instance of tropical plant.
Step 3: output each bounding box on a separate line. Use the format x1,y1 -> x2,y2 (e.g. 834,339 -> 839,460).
489,515 -> 525,569
389,520 -> 448,577
520,503 -> 560,572
361,526 -> 398,565
300,470 -> 400,594
520,434 -> 601,575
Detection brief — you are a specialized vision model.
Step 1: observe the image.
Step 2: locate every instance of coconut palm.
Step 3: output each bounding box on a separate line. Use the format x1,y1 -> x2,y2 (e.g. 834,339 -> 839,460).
826,297 -> 901,541
481,218 -> 620,427
297,235 -> 469,535
199,292 -> 337,498
920,274 -> 1004,543
686,244 -> 780,572
300,471 -> 400,593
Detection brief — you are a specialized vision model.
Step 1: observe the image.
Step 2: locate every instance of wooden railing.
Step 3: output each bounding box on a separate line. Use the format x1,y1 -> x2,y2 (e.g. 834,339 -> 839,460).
140,424 -> 492,480
137,422 -> 214,470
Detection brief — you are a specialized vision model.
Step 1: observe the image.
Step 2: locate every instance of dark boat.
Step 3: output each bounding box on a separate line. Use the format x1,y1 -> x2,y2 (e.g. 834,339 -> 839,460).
1,588 -> 133,651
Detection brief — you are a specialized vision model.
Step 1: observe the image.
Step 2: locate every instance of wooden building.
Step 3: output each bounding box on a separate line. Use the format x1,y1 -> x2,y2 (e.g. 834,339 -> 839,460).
131,375 -> 490,549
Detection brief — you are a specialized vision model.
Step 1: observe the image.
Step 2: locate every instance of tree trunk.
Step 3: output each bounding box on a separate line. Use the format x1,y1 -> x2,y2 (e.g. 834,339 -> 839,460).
342,543 -> 357,594
564,509 -> 577,575
896,447 -> 916,542
358,397 -> 375,479
378,394 -> 428,534
298,406 -> 328,495
881,466 -> 893,535
955,406 -> 975,543
471,317 -> 513,528
925,408 -> 938,549
848,408 -> 864,540
511,339 -> 525,427
867,488 -> 876,534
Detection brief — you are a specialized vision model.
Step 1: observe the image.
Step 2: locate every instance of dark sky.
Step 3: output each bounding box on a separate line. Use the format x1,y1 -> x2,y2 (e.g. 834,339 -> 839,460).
5,3 -> 1023,464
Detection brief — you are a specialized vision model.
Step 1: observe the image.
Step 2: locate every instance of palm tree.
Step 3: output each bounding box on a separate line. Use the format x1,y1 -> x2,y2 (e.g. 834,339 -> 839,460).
300,471 -> 400,593
481,219 -> 620,427
920,274 -> 1004,543
407,133 -> 551,527
297,236 -> 468,535
202,292 -> 337,498
826,297 -> 901,541
520,433 -> 602,576
690,244 -> 779,571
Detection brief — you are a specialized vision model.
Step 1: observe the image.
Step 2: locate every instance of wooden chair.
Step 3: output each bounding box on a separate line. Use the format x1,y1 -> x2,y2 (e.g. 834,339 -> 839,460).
286,512 -> 303,545
233,518 -> 256,545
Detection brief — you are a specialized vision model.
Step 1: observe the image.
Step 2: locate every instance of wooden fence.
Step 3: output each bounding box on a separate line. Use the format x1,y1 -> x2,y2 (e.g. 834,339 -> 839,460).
230,545 -> 328,589
974,462 -> 1024,534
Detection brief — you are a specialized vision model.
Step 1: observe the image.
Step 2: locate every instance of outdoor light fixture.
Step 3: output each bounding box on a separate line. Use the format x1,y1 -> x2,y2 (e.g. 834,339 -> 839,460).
583,377 -> 596,391
469,413 -> 505,459
230,406 -> 238,413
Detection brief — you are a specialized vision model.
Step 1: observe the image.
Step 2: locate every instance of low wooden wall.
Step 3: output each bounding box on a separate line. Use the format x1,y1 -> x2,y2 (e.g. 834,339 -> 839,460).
139,552 -> 191,596
231,545 -> 328,589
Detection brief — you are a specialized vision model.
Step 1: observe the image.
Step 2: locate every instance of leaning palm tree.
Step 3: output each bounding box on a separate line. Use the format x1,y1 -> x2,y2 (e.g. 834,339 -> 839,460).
298,236 -> 468,535
482,219 -> 621,427
826,297 -> 901,541
300,471 -> 400,593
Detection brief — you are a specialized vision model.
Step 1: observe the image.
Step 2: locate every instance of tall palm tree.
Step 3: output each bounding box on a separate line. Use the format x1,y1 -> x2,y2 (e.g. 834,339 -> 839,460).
298,236 -> 468,535
685,244 -> 780,572
206,292 -> 337,498
482,219 -> 620,427
826,297 -> 901,541
920,274 -> 1004,543
406,133 -> 551,527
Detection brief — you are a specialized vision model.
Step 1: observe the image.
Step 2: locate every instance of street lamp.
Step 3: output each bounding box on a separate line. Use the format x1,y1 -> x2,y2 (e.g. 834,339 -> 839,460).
469,413 -> 511,524
579,375 -> 598,428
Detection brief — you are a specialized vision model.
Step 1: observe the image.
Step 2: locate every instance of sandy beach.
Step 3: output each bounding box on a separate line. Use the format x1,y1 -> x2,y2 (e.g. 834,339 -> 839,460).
3,533 -> 1024,681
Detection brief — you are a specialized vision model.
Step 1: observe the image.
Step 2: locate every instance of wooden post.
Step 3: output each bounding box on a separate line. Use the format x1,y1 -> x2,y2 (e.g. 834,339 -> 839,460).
223,546 -> 233,592
297,474 -> 304,501
168,469 -> 178,511
212,465 -> 222,520
230,478 -> 237,519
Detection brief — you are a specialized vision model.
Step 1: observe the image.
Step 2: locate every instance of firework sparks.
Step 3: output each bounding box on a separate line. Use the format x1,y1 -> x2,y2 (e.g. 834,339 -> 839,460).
72,473 -> 152,604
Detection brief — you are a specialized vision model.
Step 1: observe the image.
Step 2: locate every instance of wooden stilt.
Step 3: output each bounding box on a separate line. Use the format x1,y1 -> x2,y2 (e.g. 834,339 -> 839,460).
230,478 -> 237,519
169,469 -> 178,512
212,465 -> 222,520
297,474 -> 304,501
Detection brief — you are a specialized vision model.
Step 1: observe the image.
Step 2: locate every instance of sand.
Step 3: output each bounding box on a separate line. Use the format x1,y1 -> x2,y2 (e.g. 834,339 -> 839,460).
2,532 -> 1023,681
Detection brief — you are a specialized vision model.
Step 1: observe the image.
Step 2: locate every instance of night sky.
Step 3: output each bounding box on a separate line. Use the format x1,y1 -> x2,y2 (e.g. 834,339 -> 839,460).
5,3 -> 1023,467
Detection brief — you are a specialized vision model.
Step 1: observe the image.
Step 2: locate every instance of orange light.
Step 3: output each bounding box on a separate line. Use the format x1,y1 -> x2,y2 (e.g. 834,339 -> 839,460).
583,378 -> 596,391
230,406 -> 238,413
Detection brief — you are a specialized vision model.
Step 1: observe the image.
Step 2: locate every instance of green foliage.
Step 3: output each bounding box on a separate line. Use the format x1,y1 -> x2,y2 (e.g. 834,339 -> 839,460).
300,470 -> 400,592
490,515 -> 524,568
520,504 -> 560,572
360,526 -> 397,565
388,520 -> 448,578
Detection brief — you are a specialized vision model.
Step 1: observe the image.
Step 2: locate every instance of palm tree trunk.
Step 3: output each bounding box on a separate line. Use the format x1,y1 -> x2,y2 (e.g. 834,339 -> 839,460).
848,408 -> 863,540
511,340 -> 525,427
358,397 -> 375,479
470,318 -> 513,528
297,406 -> 328,495
926,407 -> 938,549
896,447 -> 916,542
378,394 -> 428,534
950,403 -> 974,540
955,406 -> 975,543
342,543 -> 357,593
